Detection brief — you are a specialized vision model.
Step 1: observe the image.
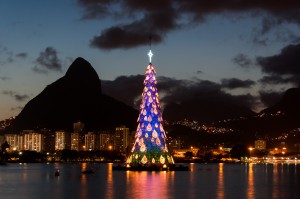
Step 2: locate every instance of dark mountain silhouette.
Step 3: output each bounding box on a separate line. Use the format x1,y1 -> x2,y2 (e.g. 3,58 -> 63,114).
255,87 -> 300,136
214,87 -> 300,144
11,57 -> 138,132
163,99 -> 255,123
262,87 -> 300,117
165,88 -> 300,148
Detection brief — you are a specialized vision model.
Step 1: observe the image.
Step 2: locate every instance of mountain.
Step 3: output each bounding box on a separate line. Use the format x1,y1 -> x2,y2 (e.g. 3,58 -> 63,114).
165,88 -> 300,148
216,87 -> 300,139
262,87 -> 300,117
11,57 -> 138,132
163,99 -> 255,123
255,87 -> 300,135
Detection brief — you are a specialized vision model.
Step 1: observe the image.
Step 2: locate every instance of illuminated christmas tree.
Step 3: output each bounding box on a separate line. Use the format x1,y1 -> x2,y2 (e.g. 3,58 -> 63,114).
126,50 -> 175,167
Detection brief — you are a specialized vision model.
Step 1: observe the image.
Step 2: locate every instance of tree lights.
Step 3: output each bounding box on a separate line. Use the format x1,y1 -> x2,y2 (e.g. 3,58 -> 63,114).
126,51 -> 174,166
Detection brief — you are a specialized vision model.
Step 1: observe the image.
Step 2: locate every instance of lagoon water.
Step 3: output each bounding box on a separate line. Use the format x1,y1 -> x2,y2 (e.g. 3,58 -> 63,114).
0,163 -> 299,199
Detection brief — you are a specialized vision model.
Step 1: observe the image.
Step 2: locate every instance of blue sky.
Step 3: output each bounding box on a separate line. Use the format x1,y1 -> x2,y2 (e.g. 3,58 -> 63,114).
1,0 -> 300,120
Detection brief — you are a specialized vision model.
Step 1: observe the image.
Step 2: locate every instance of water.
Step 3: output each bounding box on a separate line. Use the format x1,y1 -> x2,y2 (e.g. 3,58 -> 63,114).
0,163 -> 299,199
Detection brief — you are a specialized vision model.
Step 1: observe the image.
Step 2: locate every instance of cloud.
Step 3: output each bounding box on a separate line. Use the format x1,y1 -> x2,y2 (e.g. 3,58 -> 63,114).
232,53 -> 253,68
1,46 -> 28,66
32,65 -> 48,74
259,75 -> 300,86
78,0 -> 115,19
257,43 -> 300,75
102,74 -> 258,114
251,16 -> 300,46
196,70 -> 203,74
256,43 -> 300,86
101,75 -> 144,107
221,78 -> 256,89
159,78 -> 256,110
2,90 -> 30,102
33,47 -> 62,73
90,10 -> 178,49
14,94 -> 30,101
159,78 -> 257,121
0,45 -> 14,65
16,52 -> 28,59
78,0 -> 300,50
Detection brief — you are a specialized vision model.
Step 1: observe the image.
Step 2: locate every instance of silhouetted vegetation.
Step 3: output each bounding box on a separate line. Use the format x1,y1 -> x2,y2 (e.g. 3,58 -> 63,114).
230,144 -> 249,160
5,149 -> 125,163
19,151 -> 46,163
184,151 -> 193,160
0,141 -> 10,164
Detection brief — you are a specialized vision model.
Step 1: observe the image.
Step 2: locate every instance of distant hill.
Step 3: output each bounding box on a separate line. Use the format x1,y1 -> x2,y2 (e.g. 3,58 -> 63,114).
216,87 -> 300,139
163,99 -> 256,123
10,57 -> 138,132
256,87 -> 300,135
165,87 -> 300,148
262,87 -> 300,117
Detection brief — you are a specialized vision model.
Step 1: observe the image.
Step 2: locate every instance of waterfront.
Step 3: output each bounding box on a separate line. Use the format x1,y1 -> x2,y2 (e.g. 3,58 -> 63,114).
0,163 -> 299,199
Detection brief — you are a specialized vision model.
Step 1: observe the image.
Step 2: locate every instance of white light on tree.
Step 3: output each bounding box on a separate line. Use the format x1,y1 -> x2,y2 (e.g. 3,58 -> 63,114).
147,50 -> 153,63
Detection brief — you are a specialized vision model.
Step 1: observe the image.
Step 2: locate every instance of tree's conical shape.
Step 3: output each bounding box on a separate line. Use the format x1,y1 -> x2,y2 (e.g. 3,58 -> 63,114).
126,63 -> 174,166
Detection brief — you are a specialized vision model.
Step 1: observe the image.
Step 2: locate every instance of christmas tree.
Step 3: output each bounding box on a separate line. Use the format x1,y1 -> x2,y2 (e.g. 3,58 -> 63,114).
126,50 -> 175,167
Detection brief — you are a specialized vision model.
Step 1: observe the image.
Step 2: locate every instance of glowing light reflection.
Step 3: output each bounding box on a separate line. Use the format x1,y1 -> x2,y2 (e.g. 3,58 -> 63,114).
217,163 -> 224,199
105,163 -> 114,199
126,171 -> 171,199
247,163 -> 255,199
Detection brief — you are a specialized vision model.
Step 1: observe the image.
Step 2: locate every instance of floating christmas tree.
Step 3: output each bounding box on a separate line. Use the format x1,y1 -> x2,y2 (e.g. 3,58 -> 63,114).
126,50 -> 175,167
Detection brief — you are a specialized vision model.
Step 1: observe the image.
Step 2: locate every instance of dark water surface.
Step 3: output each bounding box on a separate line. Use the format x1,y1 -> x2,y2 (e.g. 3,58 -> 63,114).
0,163 -> 299,199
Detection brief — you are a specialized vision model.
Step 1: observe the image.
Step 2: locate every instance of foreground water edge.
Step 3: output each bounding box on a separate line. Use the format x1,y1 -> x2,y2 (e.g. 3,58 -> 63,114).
0,163 -> 299,199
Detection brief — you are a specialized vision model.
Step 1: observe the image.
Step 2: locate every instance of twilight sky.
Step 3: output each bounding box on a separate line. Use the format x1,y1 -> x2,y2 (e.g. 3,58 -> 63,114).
1,0 -> 300,120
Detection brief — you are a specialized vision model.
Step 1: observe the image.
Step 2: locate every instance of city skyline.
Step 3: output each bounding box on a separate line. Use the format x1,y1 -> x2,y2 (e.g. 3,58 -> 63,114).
2,124 -> 132,153
1,1 -> 300,120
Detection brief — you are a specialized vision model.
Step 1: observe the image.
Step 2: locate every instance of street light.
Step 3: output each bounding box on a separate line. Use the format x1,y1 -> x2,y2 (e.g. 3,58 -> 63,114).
248,147 -> 253,160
